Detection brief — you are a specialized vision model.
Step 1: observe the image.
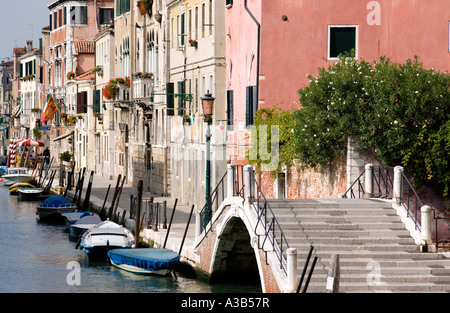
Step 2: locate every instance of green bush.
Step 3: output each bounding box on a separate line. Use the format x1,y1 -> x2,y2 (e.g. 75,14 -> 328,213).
293,53 -> 450,196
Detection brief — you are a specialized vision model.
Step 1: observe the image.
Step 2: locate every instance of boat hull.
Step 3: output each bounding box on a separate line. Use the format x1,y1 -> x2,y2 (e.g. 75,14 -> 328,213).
3,175 -> 32,186
36,206 -> 78,222
110,260 -> 172,276
18,188 -> 43,201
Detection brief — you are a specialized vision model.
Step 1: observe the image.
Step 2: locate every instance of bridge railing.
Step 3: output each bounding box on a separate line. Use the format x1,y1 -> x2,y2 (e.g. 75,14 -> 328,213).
198,164 -> 290,274
199,164 -> 246,234
251,173 -> 290,275
344,164 -> 449,250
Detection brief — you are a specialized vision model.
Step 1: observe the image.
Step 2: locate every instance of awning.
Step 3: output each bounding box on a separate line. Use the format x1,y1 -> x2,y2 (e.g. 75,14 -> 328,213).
53,131 -> 74,142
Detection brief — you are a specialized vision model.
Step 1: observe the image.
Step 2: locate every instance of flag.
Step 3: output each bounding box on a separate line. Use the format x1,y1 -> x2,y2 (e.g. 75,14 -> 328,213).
41,94 -> 58,123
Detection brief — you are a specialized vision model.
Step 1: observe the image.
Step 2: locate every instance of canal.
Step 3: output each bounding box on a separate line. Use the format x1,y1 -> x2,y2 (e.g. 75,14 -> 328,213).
0,187 -> 261,293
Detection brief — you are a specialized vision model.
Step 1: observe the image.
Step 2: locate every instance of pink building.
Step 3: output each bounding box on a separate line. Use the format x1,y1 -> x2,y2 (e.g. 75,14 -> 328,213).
225,0 -> 450,198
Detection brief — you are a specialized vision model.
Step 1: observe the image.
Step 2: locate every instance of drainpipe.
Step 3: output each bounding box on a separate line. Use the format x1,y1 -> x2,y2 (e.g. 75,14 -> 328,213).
244,0 -> 260,110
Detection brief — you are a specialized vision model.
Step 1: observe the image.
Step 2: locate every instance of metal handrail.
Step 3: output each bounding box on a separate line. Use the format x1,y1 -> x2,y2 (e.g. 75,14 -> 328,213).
251,174 -> 290,274
344,165 -> 449,248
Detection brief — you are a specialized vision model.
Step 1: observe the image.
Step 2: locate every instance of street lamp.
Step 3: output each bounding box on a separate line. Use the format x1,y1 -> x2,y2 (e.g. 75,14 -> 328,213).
202,91 -> 215,226
118,121 -> 126,132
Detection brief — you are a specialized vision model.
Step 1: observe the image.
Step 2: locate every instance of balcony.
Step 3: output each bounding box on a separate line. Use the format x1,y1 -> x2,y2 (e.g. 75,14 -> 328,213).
20,115 -> 30,127
133,77 -> 154,100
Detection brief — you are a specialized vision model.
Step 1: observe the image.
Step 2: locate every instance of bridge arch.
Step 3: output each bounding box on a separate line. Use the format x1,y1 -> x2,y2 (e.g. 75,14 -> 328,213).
194,198 -> 284,293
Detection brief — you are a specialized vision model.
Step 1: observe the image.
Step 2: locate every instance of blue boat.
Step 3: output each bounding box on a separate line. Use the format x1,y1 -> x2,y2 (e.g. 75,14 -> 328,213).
108,248 -> 180,276
36,195 -> 78,221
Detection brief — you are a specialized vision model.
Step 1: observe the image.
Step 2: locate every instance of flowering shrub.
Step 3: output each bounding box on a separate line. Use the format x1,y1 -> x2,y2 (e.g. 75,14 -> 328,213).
59,112 -> 68,119
137,0 -> 153,15
293,52 -> 450,195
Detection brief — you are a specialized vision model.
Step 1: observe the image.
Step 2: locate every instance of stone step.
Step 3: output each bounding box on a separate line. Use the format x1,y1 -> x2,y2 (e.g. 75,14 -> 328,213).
303,281 -> 450,293
284,236 -> 416,245
287,242 -> 419,253
275,214 -> 402,223
279,227 -> 412,237
281,221 -> 408,230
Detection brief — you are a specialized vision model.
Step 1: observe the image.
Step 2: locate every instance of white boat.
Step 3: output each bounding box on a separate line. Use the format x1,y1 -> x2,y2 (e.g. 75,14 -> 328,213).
18,187 -> 43,201
1,167 -> 32,186
108,248 -> 180,276
79,220 -> 134,261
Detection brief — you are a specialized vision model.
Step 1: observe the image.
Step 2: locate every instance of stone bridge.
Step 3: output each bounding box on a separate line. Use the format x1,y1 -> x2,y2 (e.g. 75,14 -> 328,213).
146,165 -> 450,293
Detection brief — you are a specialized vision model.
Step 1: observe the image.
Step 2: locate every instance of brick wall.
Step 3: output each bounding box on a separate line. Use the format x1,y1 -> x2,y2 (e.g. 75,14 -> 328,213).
259,156 -> 347,199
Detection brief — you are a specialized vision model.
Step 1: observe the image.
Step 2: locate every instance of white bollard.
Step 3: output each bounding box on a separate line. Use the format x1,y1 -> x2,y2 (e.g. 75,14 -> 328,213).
195,210 -> 201,242
421,205 -> 432,245
286,248 -> 297,292
244,165 -> 254,201
393,166 -> 404,205
227,164 -> 234,198
365,164 -> 374,198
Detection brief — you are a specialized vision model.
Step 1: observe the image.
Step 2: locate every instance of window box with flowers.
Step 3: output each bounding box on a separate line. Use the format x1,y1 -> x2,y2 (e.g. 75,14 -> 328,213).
189,39 -> 198,48
137,0 -> 153,16
94,112 -> 103,123
102,79 -> 119,100
67,72 -> 75,80
92,66 -> 103,76
67,115 -> 77,125
31,107 -> 41,113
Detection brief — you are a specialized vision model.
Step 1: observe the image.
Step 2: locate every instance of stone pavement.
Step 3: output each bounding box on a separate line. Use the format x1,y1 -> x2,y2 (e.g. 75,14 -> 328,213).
63,174 -> 199,264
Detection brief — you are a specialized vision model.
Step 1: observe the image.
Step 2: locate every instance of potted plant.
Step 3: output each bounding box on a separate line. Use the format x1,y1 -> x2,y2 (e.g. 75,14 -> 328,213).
67,72 -> 75,80
137,0 -> 153,16
102,79 -> 119,100
59,151 -> 73,167
189,39 -> 198,48
182,114 -> 191,124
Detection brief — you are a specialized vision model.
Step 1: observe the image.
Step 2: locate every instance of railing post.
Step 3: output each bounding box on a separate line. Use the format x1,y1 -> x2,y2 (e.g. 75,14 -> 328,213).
365,164 -> 374,198
244,165 -> 254,202
286,248 -> 297,292
420,205 -> 432,245
227,164 -> 234,198
393,166 -> 404,205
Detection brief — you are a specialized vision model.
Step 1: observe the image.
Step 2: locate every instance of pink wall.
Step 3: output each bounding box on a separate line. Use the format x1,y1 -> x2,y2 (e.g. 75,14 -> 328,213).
227,0 -> 450,116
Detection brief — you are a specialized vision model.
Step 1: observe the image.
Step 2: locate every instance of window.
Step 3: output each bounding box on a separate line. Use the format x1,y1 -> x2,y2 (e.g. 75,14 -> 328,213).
202,3 -> 205,38
209,0 -> 213,35
99,8 -> 114,25
70,6 -> 88,25
180,13 -> 186,46
227,90 -> 234,127
53,11 -> 57,29
49,14 -> 52,31
77,91 -> 87,114
116,0 -> 130,16
246,86 -> 257,127
195,7 -> 198,40
327,25 -> 358,60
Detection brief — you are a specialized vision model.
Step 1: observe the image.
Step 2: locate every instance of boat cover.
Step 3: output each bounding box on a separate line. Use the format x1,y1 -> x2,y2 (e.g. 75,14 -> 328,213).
74,214 -> 101,226
39,195 -> 74,208
108,248 -> 180,271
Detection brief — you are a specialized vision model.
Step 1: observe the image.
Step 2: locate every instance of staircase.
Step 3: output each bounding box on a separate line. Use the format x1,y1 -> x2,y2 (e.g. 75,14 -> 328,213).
268,198 -> 450,293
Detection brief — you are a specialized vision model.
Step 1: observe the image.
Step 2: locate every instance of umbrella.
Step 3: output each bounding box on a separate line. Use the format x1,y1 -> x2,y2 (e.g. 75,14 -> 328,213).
18,139 -> 44,147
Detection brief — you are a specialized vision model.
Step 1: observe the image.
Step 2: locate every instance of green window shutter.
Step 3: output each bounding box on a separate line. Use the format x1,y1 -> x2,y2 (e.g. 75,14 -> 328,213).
93,90 -> 101,113
177,81 -> 185,116
166,82 -> 174,116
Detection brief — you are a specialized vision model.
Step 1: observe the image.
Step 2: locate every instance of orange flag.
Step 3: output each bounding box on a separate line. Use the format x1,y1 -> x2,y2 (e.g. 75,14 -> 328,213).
41,95 -> 58,123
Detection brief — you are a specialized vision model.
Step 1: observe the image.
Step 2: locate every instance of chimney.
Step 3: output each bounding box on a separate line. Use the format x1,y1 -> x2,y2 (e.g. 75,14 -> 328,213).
26,40 -> 33,53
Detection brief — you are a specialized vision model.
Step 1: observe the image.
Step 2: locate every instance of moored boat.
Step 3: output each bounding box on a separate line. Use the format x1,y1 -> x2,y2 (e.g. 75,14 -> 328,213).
9,182 -> 35,195
69,213 -> 102,241
2,168 -> 32,186
36,195 -> 78,222
78,220 -> 134,261
62,211 -> 96,229
18,187 -> 43,201
108,248 -> 180,276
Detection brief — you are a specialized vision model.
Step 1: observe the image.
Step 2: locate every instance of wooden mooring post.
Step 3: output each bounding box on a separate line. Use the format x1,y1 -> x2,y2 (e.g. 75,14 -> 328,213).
134,180 -> 143,248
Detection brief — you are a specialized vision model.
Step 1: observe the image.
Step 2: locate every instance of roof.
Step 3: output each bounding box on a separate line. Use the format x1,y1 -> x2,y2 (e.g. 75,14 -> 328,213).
74,41 -> 95,54
13,48 -> 26,57
75,70 -> 95,81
